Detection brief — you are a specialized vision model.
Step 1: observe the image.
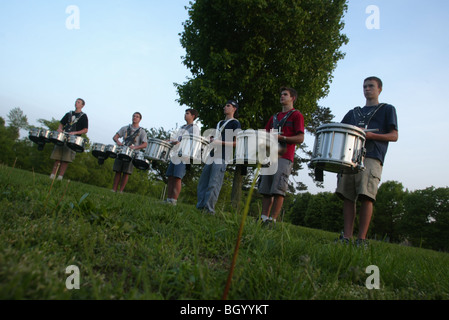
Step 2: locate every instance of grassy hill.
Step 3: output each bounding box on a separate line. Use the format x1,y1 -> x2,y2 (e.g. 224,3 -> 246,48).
1,165 -> 448,300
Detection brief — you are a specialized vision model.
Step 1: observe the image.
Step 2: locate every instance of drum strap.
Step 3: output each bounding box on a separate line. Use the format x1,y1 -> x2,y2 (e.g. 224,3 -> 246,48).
272,109 -> 297,132
124,125 -> 141,146
354,103 -> 385,129
178,124 -> 193,141
64,111 -> 85,132
216,119 -> 238,136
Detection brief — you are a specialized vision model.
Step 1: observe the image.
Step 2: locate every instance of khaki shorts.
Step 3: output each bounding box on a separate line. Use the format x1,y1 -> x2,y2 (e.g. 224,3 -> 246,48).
113,158 -> 134,175
258,158 -> 293,197
50,144 -> 76,163
336,158 -> 383,202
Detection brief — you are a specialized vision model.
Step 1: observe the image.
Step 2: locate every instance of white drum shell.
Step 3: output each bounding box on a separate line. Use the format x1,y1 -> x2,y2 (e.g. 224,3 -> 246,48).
144,139 -> 172,162
172,135 -> 208,164
235,130 -> 272,167
310,123 -> 366,174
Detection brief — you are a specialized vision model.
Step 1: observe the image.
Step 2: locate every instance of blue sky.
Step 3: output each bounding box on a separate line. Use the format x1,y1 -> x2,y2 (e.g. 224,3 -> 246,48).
1,0 -> 448,194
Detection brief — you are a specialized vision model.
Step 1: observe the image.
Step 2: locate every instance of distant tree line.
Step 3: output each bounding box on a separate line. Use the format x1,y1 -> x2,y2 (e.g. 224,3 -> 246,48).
2,108 -> 448,252
283,182 -> 449,252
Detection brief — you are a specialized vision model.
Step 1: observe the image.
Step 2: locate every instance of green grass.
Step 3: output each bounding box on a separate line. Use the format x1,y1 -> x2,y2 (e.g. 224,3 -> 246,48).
1,165 -> 448,300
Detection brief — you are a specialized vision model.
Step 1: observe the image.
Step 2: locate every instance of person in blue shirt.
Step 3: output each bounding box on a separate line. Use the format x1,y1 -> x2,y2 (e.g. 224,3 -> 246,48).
336,77 -> 398,246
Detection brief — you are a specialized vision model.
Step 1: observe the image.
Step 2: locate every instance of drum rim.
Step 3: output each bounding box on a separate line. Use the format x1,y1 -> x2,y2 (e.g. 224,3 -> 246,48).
316,123 -> 366,135
147,138 -> 173,148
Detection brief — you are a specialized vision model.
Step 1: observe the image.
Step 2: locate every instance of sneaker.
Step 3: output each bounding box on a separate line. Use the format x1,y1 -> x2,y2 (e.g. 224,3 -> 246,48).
335,232 -> 350,245
49,174 -> 55,180
355,238 -> 369,248
57,176 -> 63,181
262,218 -> 275,229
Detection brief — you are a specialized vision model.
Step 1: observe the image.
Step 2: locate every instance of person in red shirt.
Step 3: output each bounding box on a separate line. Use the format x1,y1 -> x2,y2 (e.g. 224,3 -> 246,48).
258,87 -> 304,227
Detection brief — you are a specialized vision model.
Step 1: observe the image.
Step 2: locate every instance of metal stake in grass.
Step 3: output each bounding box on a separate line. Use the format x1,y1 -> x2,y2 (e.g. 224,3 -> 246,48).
223,164 -> 261,300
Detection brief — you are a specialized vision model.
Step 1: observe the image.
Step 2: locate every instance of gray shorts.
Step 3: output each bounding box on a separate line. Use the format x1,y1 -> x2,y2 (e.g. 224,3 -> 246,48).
113,158 -> 134,175
50,144 -> 76,163
258,158 -> 293,197
336,157 -> 383,202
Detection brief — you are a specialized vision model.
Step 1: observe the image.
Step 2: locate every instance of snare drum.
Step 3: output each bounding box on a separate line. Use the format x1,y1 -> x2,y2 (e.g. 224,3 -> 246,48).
67,135 -> 86,153
106,144 -> 120,159
309,123 -> 366,174
49,131 -> 67,146
144,138 -> 172,162
234,130 -> 272,167
92,143 -> 108,159
172,135 -> 208,164
118,146 -> 134,162
132,151 -> 150,170
39,129 -> 52,143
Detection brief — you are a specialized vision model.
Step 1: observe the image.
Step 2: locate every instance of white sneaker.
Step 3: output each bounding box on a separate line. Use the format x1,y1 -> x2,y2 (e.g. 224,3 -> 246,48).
49,174 -> 55,180
57,176 -> 63,181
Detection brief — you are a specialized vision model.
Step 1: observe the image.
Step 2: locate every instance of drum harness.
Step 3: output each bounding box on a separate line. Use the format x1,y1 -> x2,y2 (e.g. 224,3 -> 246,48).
272,109 -> 298,152
63,111 -> 86,134
209,118 -> 239,161
123,125 -> 142,147
353,103 -> 386,129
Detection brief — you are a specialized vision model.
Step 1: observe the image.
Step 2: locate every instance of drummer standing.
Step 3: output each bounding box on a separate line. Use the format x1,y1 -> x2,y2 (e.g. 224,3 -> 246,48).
258,87 -> 304,227
49,98 -> 88,180
164,108 -> 200,205
112,112 -> 148,193
335,76 -> 398,247
196,100 -> 241,215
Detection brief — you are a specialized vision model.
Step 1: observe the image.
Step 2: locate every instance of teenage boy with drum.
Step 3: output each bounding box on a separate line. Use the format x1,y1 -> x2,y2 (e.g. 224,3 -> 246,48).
336,77 -> 398,247
111,112 -> 148,193
49,98 -> 88,181
164,108 -> 200,205
258,87 -> 305,227
196,100 -> 241,215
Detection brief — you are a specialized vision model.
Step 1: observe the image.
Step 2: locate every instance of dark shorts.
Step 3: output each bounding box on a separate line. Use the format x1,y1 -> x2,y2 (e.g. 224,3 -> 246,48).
113,158 -> 134,175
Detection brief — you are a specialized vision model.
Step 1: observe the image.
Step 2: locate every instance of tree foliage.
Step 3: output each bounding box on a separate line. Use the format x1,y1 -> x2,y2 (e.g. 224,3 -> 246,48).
176,0 -> 348,130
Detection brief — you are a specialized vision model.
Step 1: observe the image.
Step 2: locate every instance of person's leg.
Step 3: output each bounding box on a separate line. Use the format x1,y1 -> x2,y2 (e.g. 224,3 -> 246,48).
196,164 -> 212,209
51,161 -> 61,176
343,199 -> 356,239
167,177 -> 174,199
172,177 -> 182,200
112,172 -> 121,192
358,199 -> 374,240
203,163 -> 226,213
261,195 -> 274,219
58,161 -> 70,177
119,173 -> 130,192
271,195 -> 285,221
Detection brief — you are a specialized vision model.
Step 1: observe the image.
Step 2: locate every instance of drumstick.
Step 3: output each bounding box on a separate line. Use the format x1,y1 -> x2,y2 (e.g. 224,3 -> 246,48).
363,128 -> 379,132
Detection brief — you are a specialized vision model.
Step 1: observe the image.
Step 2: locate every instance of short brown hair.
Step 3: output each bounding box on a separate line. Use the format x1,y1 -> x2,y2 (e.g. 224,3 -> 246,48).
280,86 -> 298,104
185,108 -> 198,120
364,76 -> 383,89
133,112 -> 142,119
